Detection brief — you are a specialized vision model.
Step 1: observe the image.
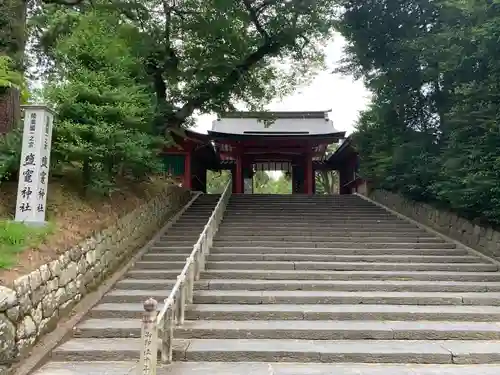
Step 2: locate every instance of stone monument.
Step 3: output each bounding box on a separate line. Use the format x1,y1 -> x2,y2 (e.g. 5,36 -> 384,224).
14,104 -> 55,226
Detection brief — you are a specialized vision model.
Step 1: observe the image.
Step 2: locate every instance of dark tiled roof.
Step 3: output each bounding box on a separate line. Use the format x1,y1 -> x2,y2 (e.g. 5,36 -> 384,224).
218,110 -> 330,119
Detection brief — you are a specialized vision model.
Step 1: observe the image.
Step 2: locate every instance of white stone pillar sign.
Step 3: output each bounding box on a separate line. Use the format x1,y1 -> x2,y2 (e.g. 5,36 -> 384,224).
15,105 -> 55,226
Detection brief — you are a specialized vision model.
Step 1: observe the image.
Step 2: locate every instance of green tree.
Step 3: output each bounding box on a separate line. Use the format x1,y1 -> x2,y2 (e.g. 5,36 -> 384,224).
207,170 -> 231,194
34,0 -> 338,132
270,174 -> 292,194
336,0 -> 500,224
315,170 -> 338,195
0,0 -> 87,130
253,171 -> 271,193
315,143 -> 338,194
43,9 -> 164,194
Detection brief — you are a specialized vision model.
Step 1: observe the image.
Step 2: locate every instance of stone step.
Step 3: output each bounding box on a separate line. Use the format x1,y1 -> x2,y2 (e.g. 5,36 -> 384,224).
205,261 -> 494,272
101,289 -> 167,303
218,225 -> 424,232
126,269 -> 182,279
74,318 -> 500,340
227,201 -> 376,203
162,223 -> 204,228
205,254 -> 479,264
167,228 -> 206,233
174,214 -> 214,218
178,210 -> 215,214
166,226 -> 215,232
31,361 -> 500,375
148,246 -> 193,253
113,278 -> 500,292
169,222 -> 207,227
216,229 -> 430,236
100,289 -> 500,305
115,279 -> 208,290
224,213 -> 399,218
177,338 -> 500,363
228,200 -> 377,204
228,206 -> 382,208
154,241 -> 202,247
158,233 -> 204,239
89,303 -> 165,319
211,236 -> 445,244
174,220 -> 214,225
176,215 -> 215,219
218,213 -> 387,217
159,234 -> 203,240
225,207 -> 389,211
177,320 -> 500,341
189,208 -> 217,211
89,302 -> 500,321
187,303 -> 500,322
133,261 -> 185,270
160,235 -> 207,241
49,338 -> 186,361
210,247 -> 467,256
221,215 -> 405,219
227,200 -> 381,204
204,279 -> 500,292
223,218 -> 401,222
223,215 -> 400,219
201,270 -> 500,281
169,231 -> 438,238
142,253 -> 195,262
210,242 -> 457,249
226,203 -> 388,207
193,290 -> 500,306
227,211 -> 391,214
166,227 -> 206,233
171,219 -> 211,223
50,337 -> 500,363
226,205 -> 388,209
220,219 -> 407,224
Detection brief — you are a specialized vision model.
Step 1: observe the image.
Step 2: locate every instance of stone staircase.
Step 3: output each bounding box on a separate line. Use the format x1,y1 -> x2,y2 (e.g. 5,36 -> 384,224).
31,194 -> 220,371
35,194 -> 500,374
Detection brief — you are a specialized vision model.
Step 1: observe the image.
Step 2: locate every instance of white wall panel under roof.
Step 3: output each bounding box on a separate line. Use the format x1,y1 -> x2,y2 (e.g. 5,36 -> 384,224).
212,117 -> 340,135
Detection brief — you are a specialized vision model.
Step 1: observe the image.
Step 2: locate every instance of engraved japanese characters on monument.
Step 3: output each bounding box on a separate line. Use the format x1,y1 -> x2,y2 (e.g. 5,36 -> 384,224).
139,298 -> 158,375
15,105 -> 55,225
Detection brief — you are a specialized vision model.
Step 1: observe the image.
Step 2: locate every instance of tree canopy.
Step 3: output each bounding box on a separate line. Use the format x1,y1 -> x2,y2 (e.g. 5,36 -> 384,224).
31,0 -> 337,130
337,0 -> 500,225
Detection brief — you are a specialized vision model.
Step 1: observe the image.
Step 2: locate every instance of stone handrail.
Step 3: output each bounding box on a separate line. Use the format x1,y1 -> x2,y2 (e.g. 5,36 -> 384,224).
138,181 -> 232,374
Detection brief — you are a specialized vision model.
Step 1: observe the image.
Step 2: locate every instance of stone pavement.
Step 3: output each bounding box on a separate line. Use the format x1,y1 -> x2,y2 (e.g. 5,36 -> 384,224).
32,361 -> 500,375
33,194 -> 500,374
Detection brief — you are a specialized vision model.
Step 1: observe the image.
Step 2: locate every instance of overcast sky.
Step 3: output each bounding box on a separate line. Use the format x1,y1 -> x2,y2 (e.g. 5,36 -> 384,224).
192,34 -> 372,135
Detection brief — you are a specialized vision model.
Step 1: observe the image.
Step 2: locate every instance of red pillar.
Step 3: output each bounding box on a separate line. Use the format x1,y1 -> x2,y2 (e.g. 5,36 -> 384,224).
184,152 -> 191,189
305,153 -> 313,195
235,155 -> 243,194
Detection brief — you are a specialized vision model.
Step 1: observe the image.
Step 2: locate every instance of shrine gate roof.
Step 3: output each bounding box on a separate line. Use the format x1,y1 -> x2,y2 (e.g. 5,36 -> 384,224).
211,110 -> 345,138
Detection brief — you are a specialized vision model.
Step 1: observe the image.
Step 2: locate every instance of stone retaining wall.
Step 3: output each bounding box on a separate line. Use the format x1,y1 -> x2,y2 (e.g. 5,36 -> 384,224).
368,190 -> 500,259
0,184 -> 191,365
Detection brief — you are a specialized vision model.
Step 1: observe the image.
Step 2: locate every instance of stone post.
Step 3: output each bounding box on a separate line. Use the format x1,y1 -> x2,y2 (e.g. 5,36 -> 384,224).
139,298 -> 158,375
15,104 -> 55,226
